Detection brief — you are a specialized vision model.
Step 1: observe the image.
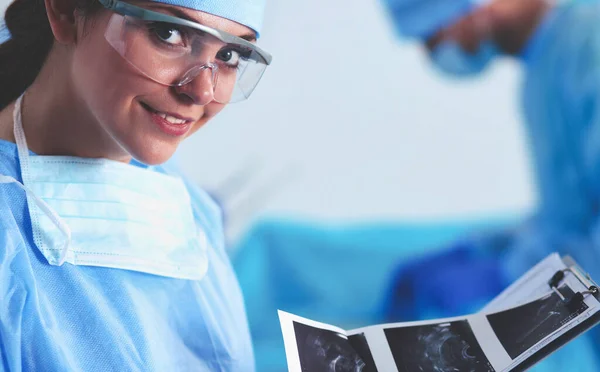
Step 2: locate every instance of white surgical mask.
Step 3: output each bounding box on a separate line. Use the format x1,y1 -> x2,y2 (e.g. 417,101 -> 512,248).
430,40 -> 499,77
0,95 -> 209,280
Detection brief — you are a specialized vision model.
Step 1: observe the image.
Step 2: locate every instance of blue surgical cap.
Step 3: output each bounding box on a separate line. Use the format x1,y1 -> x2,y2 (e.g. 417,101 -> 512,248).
0,20 -> 10,43
0,0 -> 266,42
381,0 -> 491,39
150,0 -> 266,37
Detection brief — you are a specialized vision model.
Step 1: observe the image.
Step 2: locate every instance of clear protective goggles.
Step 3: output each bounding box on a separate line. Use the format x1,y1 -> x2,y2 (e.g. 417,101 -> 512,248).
99,0 -> 272,103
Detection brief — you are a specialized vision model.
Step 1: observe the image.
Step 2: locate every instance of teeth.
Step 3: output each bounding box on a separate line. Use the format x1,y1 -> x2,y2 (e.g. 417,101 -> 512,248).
158,112 -> 188,125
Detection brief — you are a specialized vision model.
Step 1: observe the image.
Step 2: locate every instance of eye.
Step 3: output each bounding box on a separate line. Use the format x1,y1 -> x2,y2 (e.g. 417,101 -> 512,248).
151,23 -> 184,46
216,48 -> 242,67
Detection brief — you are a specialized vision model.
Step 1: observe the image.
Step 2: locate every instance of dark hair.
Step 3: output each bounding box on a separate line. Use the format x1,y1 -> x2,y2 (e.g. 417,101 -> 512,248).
0,0 -> 102,110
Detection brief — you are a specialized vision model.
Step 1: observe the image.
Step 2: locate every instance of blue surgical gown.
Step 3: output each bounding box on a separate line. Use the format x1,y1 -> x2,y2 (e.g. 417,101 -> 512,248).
503,0 -> 600,279
0,140 -> 254,371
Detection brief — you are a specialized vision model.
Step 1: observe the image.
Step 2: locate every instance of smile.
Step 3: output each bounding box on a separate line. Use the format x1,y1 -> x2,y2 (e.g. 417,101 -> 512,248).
141,102 -> 195,125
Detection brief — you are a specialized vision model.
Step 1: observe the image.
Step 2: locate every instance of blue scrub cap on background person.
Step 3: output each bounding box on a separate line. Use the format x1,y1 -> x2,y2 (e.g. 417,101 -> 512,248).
381,0 -> 491,39
150,0 -> 267,37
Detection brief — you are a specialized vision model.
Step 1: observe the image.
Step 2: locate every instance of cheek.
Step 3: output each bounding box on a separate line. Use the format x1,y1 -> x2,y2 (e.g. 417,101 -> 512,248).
187,102 -> 226,137
74,46 -> 121,109
72,26 -> 130,114
71,25 -> 163,130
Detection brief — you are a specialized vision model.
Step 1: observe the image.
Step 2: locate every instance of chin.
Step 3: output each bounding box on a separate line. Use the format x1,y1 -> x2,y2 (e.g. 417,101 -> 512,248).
127,145 -> 177,166
135,153 -> 175,166
138,156 -> 172,166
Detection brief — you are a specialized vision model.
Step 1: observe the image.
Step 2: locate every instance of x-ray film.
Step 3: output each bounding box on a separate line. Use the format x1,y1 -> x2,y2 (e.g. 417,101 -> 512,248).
279,254 -> 600,372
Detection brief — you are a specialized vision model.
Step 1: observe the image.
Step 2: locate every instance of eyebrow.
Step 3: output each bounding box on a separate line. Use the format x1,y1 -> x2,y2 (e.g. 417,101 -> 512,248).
149,4 -> 258,42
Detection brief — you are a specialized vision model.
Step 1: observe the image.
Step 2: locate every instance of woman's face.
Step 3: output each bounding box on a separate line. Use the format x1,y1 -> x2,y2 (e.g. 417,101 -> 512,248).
70,3 -> 255,165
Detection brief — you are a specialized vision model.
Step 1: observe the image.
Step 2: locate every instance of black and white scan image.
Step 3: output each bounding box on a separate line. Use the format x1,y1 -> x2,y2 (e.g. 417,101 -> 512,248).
384,320 -> 494,372
487,285 -> 588,359
348,333 -> 378,372
293,321 -> 376,372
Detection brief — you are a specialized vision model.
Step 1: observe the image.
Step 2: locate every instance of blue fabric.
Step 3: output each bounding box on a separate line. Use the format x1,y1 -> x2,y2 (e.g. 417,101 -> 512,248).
380,0 -> 490,39
0,0 -> 265,40
0,139 -> 254,371
384,243 -> 508,321
232,216 -> 516,372
507,1 -> 600,280
150,0 -> 266,36
0,20 -> 9,44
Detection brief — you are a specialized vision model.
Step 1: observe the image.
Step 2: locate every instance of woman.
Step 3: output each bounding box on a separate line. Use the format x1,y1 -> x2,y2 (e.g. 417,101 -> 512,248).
0,0 -> 271,370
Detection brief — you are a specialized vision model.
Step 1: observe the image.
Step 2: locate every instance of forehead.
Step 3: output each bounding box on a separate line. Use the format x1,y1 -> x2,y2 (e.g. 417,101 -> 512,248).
132,1 -> 257,40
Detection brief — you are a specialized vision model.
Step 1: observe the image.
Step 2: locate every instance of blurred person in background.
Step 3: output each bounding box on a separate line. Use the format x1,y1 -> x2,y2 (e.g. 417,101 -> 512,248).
381,0 -> 600,370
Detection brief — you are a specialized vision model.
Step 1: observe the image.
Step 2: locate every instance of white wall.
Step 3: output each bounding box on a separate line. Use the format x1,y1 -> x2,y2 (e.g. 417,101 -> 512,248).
1,0 -> 537,240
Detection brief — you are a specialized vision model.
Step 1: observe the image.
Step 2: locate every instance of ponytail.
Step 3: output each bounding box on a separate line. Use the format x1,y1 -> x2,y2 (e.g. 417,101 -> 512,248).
0,0 -> 53,110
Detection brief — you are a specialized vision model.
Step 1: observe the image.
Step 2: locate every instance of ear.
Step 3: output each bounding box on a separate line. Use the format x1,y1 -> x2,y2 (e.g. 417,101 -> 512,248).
44,0 -> 78,44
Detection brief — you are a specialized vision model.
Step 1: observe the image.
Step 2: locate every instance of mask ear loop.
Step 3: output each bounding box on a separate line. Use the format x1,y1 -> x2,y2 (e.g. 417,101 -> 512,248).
0,175 -> 72,265
11,95 -> 71,266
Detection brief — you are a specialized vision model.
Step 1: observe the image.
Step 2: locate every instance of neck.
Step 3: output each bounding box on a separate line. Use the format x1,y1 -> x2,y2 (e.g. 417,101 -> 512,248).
3,45 -> 132,163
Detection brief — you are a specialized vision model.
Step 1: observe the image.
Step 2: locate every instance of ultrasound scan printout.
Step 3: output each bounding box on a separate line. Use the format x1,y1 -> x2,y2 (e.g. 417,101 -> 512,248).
279,254 -> 600,372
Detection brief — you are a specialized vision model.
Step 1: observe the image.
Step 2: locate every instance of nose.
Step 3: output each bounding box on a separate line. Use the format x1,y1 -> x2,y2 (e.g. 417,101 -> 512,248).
173,66 -> 216,106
